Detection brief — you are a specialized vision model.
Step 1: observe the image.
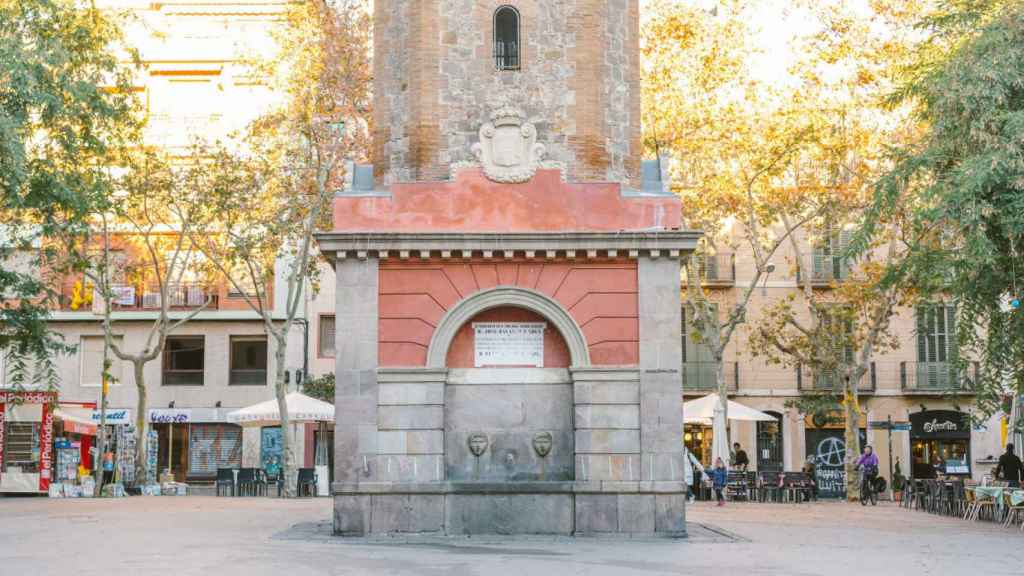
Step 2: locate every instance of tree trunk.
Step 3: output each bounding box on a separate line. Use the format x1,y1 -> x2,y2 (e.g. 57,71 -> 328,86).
843,378 -> 862,502
274,332 -> 296,497
715,355 -> 731,461
133,360 -> 149,487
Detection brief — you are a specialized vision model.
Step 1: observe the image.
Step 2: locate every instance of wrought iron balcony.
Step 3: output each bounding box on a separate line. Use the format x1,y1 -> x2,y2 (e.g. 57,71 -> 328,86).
681,361 -> 738,394
796,363 -> 876,393
900,361 -> 977,393
796,254 -> 850,286
694,253 -> 735,286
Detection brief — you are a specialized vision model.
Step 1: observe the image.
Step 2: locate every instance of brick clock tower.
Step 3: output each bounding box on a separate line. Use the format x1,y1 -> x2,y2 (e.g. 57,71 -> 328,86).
319,0 -> 700,537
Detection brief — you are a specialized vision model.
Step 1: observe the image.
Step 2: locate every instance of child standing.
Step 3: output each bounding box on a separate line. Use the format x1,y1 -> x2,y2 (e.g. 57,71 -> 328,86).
711,457 -> 728,507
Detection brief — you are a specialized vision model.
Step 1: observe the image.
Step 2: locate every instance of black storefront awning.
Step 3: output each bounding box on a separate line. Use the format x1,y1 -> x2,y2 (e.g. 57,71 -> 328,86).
910,410 -> 970,440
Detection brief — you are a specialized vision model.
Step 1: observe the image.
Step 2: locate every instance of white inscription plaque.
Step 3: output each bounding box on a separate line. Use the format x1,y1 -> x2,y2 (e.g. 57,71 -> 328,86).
473,322 -> 546,367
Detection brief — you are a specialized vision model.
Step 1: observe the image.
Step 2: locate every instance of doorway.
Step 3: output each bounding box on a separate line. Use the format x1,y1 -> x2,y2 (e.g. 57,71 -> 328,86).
756,411 -> 783,471
154,423 -> 189,481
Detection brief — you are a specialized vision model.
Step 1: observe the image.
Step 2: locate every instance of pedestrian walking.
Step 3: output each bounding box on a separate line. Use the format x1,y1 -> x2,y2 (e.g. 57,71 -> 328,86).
683,446 -> 707,503
995,443 -> 1023,488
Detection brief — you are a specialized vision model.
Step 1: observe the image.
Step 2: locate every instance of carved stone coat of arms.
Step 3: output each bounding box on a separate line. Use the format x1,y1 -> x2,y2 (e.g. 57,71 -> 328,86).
471,105 -> 546,184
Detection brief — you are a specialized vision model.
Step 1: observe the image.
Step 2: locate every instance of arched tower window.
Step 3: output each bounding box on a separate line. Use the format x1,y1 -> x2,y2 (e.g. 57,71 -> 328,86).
494,6 -> 520,71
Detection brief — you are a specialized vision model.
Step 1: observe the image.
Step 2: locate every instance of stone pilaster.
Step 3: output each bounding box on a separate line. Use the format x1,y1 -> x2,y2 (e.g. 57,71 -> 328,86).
334,255 -> 379,483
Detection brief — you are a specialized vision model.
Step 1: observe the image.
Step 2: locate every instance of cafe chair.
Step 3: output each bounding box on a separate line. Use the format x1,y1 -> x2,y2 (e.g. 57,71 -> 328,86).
265,469 -> 284,498
237,468 -> 261,497
1002,492 -> 1024,529
215,468 -> 236,497
969,491 -> 997,522
297,467 -> 318,497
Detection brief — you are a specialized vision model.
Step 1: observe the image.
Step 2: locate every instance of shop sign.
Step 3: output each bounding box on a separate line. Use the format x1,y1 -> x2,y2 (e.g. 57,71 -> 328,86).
39,403 -> 53,492
910,410 -> 969,439
0,401 -> 6,471
0,391 -> 56,405
91,409 -> 132,425
149,409 -> 192,424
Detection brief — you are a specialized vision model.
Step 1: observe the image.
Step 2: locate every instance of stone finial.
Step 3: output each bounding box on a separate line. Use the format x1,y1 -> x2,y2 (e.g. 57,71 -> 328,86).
471,104 -> 546,184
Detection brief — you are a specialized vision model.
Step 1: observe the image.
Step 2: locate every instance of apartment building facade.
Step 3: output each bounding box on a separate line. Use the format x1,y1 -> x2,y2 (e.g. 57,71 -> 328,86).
682,227 -> 1005,494
0,1 -> 341,487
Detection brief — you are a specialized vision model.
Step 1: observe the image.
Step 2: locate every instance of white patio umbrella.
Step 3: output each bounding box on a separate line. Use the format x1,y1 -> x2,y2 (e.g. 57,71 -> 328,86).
227,392 -> 334,496
683,393 -> 776,467
682,393 -> 777,424
226,391 -> 334,427
712,403 -> 730,467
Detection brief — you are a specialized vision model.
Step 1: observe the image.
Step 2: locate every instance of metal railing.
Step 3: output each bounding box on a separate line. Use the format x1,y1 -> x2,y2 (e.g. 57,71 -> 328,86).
681,361 -> 738,394
796,363 -> 876,393
143,283 -> 217,310
695,253 -> 735,285
900,361 -> 977,392
796,254 -> 850,285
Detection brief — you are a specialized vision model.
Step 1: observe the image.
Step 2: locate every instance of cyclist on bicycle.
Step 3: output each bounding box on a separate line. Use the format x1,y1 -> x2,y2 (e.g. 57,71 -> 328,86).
856,445 -> 880,505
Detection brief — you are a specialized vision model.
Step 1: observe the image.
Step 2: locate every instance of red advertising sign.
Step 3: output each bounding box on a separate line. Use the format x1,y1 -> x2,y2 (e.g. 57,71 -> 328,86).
39,402 -> 52,492
0,399 -> 6,472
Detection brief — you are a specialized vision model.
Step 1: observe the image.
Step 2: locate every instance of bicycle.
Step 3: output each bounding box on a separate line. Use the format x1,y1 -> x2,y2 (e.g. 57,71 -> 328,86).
859,467 -> 878,506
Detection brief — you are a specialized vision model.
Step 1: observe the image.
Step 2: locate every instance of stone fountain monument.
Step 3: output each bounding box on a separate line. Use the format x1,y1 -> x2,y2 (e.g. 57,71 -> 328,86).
316,0 -> 700,537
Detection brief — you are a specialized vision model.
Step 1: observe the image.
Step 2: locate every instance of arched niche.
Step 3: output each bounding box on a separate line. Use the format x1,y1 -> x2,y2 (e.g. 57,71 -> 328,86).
426,286 -> 591,369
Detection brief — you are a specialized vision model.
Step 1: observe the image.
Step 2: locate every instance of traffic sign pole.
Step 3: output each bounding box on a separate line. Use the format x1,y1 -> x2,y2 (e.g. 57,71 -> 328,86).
887,415 -> 894,501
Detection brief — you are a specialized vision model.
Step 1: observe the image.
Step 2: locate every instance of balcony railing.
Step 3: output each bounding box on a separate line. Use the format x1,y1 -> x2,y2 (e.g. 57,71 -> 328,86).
796,363 -> 876,393
61,282 -> 218,312
694,253 -> 735,285
681,361 -> 738,394
900,361 -> 978,393
796,254 -> 850,286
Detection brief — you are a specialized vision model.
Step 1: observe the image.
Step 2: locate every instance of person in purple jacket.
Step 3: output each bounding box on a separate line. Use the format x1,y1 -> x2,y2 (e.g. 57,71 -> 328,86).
856,445 -> 880,504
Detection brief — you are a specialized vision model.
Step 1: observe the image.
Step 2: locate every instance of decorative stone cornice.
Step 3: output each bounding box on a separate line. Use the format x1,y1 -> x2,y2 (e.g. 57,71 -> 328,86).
316,231 -> 701,262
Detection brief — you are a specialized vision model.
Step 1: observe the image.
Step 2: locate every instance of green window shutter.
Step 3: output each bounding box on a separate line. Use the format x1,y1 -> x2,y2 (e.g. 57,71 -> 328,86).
837,230 -> 853,279
681,305 -> 688,363
915,306 -> 928,362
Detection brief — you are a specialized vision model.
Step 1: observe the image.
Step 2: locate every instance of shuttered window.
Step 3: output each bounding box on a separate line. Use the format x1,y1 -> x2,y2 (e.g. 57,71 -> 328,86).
681,303 -> 717,364
187,424 -> 242,477
917,304 -> 957,363
319,315 -> 336,358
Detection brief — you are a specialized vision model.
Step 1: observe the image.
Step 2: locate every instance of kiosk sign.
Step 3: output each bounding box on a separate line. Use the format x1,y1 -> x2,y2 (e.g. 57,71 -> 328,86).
473,322 -> 546,367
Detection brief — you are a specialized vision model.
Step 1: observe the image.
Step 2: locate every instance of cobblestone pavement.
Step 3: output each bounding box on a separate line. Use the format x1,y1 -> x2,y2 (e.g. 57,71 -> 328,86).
2,495 -> 1022,575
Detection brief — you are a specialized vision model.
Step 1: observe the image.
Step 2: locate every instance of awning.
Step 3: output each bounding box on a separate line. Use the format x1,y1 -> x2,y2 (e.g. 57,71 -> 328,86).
53,409 -> 98,436
227,392 -> 334,427
683,393 -> 778,424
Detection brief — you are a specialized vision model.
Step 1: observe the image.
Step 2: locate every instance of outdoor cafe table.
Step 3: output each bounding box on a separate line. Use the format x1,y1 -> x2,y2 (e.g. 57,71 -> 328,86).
969,486 -> 1024,513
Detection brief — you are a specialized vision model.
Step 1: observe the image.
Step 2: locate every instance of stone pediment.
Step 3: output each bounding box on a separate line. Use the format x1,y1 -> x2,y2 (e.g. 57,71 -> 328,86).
470,104 -> 546,184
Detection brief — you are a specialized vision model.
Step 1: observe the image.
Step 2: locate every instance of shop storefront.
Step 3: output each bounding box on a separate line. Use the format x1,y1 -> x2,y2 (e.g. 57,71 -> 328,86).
910,409 -> 971,479
0,391 -> 57,493
804,414 -> 867,499
148,408 -> 242,482
684,424 -> 714,466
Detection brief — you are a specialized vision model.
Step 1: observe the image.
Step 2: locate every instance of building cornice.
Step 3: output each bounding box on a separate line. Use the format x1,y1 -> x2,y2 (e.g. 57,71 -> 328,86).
315,231 -> 702,262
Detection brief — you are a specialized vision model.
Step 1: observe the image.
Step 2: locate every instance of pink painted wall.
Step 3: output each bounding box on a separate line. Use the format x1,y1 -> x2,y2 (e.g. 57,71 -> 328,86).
445,307 -> 571,368
334,169 -> 680,232
378,260 -> 639,367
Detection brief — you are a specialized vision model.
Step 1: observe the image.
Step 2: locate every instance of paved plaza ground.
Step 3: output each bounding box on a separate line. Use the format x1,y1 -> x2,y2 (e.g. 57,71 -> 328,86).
2,494 -> 1022,575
